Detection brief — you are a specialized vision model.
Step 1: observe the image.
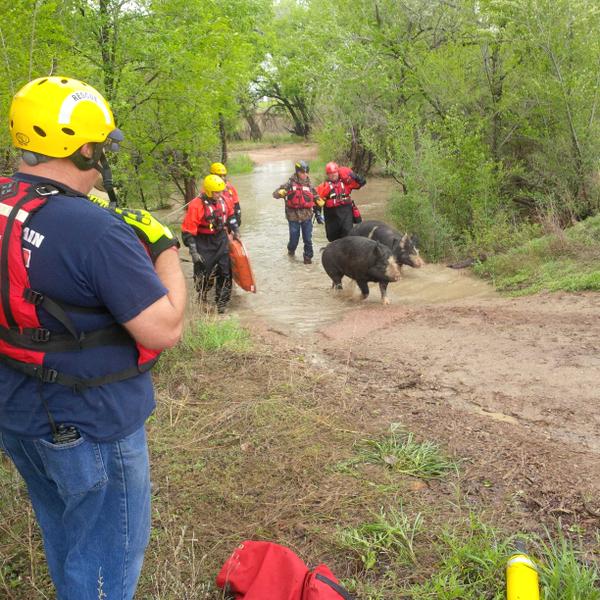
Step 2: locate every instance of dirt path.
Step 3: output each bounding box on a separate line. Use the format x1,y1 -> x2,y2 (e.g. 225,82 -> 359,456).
247,289 -> 600,541
232,141 -> 318,164
307,291 -> 600,531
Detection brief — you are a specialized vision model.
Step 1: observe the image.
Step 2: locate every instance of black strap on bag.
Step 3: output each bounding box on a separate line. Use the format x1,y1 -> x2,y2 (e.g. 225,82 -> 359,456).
314,573 -> 355,599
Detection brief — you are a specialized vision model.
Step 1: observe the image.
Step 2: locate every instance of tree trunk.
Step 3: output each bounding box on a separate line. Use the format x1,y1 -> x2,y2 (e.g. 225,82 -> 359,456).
184,176 -> 196,203
219,113 -> 228,164
348,125 -> 374,174
244,112 -> 262,141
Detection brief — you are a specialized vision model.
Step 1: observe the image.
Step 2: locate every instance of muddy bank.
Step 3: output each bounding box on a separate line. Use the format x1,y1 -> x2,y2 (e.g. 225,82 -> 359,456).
241,288 -> 600,552
232,142 -> 318,165
312,291 -> 599,527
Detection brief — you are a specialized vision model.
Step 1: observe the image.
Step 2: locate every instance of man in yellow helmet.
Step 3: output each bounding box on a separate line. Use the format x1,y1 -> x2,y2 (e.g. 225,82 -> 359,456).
182,173 -> 241,312
210,161 -> 242,226
0,76 -> 186,599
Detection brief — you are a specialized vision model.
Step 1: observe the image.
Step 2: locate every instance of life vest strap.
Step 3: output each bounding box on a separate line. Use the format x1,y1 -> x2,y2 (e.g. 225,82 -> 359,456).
0,322 -> 132,352
0,353 -> 158,392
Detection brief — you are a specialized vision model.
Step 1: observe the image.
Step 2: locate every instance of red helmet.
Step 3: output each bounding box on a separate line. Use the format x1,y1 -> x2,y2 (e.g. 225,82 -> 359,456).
325,161 -> 339,174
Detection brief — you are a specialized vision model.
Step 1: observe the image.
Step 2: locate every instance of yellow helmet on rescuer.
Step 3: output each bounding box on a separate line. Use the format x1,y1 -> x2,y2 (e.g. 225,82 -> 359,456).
204,174 -> 226,198
9,76 -> 123,170
209,162 -> 227,177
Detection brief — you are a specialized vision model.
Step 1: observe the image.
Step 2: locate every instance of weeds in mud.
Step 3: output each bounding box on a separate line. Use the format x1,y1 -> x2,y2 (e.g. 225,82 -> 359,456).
338,507 -> 423,570
402,517 -> 600,600
155,314 -> 250,378
537,528 -> 600,600
408,515 -> 508,599
474,213 -> 600,294
342,425 -> 458,480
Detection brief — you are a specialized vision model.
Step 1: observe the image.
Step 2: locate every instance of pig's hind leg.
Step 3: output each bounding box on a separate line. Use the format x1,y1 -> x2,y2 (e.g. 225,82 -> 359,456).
326,270 -> 343,291
357,280 -> 370,299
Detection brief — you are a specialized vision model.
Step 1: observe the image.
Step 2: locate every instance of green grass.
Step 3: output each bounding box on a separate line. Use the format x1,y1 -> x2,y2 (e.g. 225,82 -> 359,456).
338,506 -> 424,570
474,214 -> 600,294
406,518 -> 600,600
226,153 -> 254,175
538,529 -> 600,600
154,315 -> 250,377
342,425 -> 458,480
408,516 -> 510,599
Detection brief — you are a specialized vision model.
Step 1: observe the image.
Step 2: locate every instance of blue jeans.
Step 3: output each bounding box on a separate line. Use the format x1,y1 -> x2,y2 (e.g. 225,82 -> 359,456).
0,425 -> 151,600
288,218 -> 313,258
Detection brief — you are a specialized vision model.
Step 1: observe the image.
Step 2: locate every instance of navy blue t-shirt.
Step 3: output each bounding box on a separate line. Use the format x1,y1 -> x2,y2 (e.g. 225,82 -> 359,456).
0,173 -> 168,442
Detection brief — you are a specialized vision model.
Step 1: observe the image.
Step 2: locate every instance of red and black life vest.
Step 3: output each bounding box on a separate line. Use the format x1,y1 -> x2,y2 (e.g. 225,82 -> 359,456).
196,196 -> 228,234
321,180 -> 351,209
0,177 -> 159,390
286,181 -> 316,210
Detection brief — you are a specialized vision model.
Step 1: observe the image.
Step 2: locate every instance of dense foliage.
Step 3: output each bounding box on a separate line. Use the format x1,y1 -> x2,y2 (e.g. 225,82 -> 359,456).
1,0 -> 600,256
0,0 -> 270,205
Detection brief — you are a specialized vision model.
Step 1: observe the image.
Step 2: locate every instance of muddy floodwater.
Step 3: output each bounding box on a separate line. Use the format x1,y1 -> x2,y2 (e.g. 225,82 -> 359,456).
173,156 -> 495,332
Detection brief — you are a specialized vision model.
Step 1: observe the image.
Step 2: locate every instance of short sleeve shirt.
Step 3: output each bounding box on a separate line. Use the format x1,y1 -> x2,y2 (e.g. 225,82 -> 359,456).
0,173 -> 168,442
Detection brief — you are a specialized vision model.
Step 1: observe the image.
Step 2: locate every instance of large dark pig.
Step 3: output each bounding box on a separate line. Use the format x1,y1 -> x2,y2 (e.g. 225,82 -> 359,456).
321,236 -> 401,304
349,220 -> 424,269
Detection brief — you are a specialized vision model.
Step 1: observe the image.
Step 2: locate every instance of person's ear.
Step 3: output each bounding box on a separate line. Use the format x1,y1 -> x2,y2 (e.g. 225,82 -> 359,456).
80,143 -> 95,159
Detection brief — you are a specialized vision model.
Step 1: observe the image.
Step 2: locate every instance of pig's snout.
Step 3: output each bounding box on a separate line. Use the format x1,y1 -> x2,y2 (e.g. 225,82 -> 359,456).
386,256 -> 401,281
410,254 -> 425,268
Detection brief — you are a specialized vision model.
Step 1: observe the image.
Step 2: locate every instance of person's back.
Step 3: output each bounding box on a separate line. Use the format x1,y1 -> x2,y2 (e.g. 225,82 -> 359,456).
0,175 -> 163,441
0,76 -> 186,600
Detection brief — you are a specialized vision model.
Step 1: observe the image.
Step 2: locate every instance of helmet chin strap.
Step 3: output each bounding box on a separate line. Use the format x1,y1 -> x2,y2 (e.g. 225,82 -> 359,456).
99,152 -> 119,208
69,145 -> 119,208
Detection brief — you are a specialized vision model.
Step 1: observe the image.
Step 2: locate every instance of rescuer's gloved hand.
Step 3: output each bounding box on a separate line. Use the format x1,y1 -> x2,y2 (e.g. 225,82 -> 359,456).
115,208 -> 179,262
351,171 -> 367,187
277,188 -> 286,197
188,246 -> 203,264
315,197 -> 325,208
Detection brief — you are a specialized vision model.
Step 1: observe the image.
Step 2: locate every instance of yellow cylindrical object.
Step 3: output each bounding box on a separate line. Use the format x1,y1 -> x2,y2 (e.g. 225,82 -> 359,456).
506,553 -> 540,600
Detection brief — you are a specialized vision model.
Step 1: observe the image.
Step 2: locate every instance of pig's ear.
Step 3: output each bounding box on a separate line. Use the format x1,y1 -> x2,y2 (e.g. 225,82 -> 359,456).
374,242 -> 385,257
411,234 -> 419,247
391,238 -> 400,252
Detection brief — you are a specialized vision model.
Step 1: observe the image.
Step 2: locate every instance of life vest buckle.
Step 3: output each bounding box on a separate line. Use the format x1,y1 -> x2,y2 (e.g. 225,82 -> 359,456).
34,185 -> 59,197
39,368 -> 58,383
24,288 -> 44,306
31,328 -> 51,343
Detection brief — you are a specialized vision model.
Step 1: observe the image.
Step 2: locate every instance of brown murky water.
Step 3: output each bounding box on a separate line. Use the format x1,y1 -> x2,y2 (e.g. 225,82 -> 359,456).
171,158 -> 495,332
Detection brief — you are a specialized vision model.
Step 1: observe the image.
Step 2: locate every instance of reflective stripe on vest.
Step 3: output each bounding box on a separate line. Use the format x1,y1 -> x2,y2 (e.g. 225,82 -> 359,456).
0,177 -> 160,389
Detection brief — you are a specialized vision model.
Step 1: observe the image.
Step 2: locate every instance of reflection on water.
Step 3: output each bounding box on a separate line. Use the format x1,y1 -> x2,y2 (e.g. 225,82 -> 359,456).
174,159 -> 495,334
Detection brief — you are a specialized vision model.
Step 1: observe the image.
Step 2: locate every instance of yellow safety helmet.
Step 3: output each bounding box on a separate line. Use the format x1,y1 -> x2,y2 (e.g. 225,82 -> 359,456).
9,76 -> 122,167
204,174 -> 226,198
209,162 -> 227,177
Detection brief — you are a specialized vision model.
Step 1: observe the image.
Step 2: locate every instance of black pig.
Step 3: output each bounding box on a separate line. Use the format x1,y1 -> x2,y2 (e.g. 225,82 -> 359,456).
349,220 -> 424,269
321,237 -> 401,304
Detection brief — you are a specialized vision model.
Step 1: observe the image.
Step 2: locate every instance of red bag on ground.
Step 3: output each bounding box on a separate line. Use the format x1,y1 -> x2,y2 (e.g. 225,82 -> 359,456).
216,541 -> 353,599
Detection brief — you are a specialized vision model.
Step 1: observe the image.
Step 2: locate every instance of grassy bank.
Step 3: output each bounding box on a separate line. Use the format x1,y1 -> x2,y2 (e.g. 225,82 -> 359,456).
1,314 -> 598,598
473,214 -> 600,295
